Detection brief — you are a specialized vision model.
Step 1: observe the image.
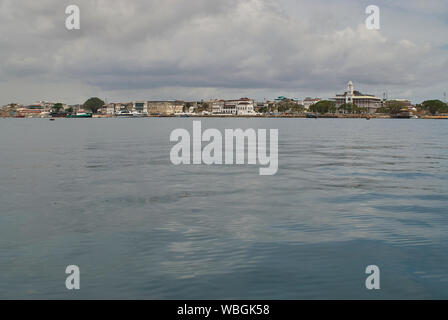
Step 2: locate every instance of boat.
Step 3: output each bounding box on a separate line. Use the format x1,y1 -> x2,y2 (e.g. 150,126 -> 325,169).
392,113 -> 412,119
306,113 -> 318,119
366,115 -> 372,120
50,118 -> 56,121
132,111 -> 144,117
50,112 -> 67,118
392,108 -> 412,119
115,110 -> 134,117
66,113 -> 93,118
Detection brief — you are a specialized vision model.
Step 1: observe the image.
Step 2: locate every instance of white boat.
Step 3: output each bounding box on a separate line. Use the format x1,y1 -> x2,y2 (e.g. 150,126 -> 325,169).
115,110 -> 134,117
132,111 -> 145,117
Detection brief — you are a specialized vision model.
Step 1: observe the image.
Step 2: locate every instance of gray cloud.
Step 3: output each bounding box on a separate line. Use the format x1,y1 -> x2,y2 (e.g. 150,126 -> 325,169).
0,0 -> 447,105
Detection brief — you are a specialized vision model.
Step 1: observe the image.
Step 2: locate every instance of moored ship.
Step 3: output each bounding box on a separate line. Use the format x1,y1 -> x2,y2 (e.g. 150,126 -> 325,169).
306,113 -> 318,119
115,110 -> 134,117
66,112 -> 93,118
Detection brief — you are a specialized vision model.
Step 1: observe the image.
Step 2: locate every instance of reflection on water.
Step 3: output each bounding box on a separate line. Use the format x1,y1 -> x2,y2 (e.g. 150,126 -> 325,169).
0,118 -> 448,299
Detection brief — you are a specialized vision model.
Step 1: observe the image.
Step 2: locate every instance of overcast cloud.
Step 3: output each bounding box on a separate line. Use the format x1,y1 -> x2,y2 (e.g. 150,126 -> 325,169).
0,0 -> 447,105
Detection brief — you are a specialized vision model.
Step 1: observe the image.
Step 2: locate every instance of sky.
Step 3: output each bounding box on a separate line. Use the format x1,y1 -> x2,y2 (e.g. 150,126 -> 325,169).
0,0 -> 447,106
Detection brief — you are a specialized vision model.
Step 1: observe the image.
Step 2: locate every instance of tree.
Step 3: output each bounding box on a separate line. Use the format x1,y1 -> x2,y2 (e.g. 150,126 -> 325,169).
184,102 -> 193,113
359,106 -> 369,114
83,97 -> 105,114
353,104 -> 366,114
291,104 -> 306,113
421,100 -> 448,115
328,105 -> 337,114
277,99 -> 299,113
309,100 -> 336,114
375,106 -> 388,114
337,103 -> 364,114
258,106 -> 269,114
385,100 -> 406,115
338,103 -> 352,114
196,102 -> 210,113
52,103 -> 64,113
375,102 -> 402,115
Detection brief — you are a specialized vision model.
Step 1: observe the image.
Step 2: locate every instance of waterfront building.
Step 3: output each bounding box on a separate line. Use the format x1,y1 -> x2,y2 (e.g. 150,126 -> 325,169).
15,107 -> 45,118
101,103 -> 116,115
223,100 -> 237,115
147,101 -> 184,115
333,81 -> 382,113
212,98 -> 255,115
212,99 -> 254,115
302,98 -> 321,110
132,101 -> 148,115
15,102 -> 49,117
211,100 -> 225,114
0,105 -> 19,117
20,101 -> 68,115
235,98 -> 255,115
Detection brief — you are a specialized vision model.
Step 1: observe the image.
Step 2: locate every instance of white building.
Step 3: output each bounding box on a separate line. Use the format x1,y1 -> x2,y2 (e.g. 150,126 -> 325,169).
302,98 -> 321,110
333,81 -> 382,113
211,100 -> 225,114
212,98 -> 255,115
235,98 -> 255,115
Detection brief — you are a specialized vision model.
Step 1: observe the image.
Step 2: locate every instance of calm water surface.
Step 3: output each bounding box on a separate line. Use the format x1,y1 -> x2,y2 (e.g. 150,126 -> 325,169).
1,118 -> 448,299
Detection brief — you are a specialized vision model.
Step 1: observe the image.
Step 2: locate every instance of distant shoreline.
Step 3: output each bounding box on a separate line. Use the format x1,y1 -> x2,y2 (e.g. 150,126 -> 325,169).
2,115 -> 448,120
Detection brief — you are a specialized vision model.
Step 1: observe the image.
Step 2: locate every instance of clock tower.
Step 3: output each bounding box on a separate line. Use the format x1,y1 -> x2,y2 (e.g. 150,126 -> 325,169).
346,81 -> 354,104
